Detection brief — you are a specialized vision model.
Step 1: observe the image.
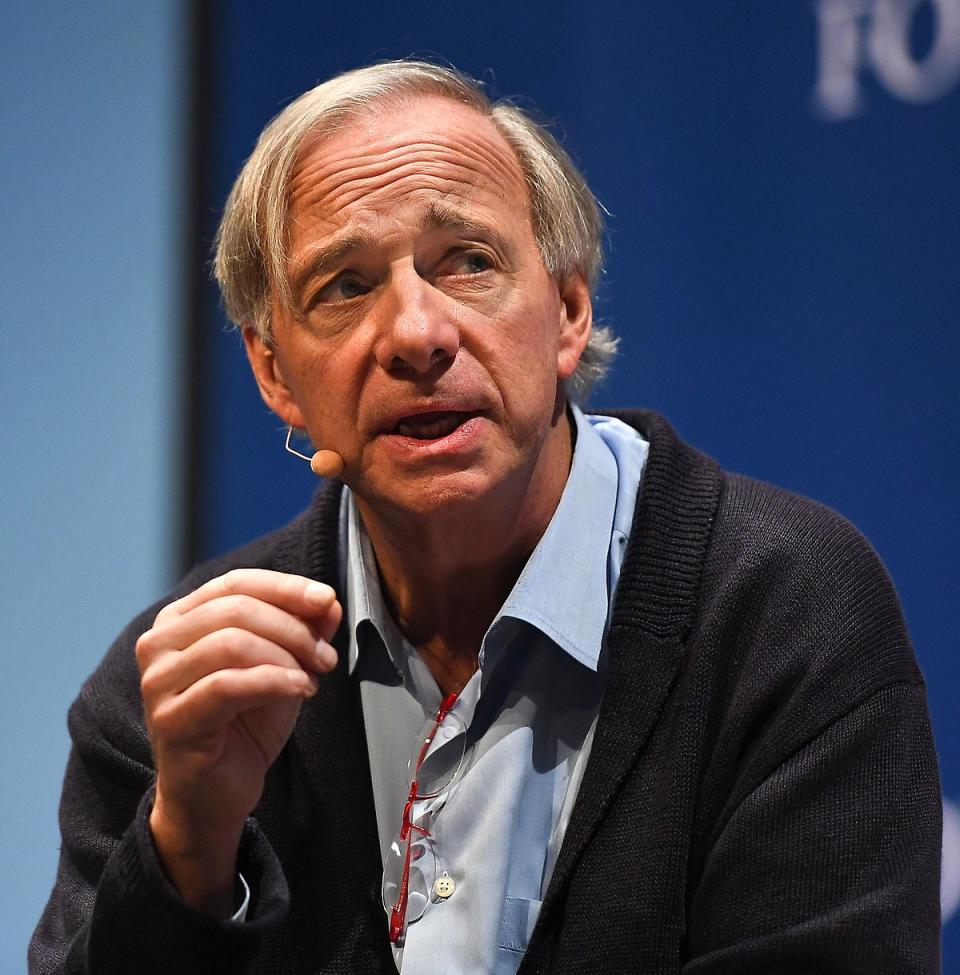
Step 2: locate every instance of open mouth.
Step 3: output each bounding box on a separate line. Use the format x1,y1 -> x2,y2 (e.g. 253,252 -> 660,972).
394,411 -> 478,440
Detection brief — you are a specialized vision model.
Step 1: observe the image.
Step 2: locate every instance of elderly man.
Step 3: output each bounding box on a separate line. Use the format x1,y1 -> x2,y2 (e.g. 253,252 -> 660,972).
32,61 -> 940,974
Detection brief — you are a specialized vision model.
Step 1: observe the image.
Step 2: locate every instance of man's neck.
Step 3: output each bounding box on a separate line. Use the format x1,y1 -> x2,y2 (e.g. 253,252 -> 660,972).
354,410 -> 575,695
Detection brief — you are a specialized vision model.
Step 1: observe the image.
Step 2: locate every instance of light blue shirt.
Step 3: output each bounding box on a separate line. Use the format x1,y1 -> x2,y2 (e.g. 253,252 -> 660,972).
342,407 -> 648,974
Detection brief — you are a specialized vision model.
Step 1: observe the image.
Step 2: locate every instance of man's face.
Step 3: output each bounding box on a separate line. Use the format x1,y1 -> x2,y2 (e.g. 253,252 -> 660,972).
249,95 -> 591,519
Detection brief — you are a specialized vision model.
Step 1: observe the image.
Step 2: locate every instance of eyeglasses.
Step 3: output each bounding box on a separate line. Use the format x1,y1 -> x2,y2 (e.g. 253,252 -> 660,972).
382,691 -> 466,946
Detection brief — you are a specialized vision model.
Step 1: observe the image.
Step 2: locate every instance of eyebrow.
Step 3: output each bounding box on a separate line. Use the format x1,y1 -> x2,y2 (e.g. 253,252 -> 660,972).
422,202 -> 510,253
288,203 -> 511,299
289,233 -> 373,298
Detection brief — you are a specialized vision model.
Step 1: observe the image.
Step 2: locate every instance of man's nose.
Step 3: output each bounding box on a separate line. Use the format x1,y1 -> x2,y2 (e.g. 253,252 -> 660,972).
373,270 -> 459,375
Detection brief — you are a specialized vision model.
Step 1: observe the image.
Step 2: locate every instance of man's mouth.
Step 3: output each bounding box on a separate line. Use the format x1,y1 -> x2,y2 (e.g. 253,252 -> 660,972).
394,411 -> 477,440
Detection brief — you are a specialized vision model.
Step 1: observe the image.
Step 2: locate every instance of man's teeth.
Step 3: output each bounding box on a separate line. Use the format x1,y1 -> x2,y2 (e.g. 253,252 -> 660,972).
396,412 -> 466,439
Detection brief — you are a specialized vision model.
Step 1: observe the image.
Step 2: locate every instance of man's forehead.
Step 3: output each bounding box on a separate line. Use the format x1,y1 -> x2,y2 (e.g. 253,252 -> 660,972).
289,95 -> 527,208
284,97 -> 533,264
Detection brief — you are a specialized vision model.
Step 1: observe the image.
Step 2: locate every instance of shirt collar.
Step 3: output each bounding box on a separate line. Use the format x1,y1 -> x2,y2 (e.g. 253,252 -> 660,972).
342,403 -> 620,677
342,490 -> 406,679
493,404 -> 618,671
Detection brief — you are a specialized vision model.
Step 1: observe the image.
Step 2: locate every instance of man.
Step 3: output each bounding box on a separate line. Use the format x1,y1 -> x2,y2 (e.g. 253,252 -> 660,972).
31,61 -> 941,974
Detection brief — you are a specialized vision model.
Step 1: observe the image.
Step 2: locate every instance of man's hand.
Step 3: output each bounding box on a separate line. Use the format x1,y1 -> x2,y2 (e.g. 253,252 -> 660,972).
135,569 -> 342,916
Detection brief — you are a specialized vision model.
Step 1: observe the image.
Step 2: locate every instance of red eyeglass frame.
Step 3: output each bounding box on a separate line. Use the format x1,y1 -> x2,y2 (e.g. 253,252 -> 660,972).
388,691 -> 460,945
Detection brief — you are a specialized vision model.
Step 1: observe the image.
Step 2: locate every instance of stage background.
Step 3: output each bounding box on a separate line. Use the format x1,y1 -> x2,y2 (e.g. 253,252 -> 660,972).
5,0 -> 957,968
0,2 -> 184,969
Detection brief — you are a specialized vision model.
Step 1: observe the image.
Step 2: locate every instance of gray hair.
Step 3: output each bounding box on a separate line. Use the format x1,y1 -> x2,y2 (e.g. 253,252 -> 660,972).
214,60 -> 617,401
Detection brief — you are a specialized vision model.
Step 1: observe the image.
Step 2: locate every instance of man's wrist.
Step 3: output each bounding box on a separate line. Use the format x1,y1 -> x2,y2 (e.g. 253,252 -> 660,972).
149,795 -> 245,918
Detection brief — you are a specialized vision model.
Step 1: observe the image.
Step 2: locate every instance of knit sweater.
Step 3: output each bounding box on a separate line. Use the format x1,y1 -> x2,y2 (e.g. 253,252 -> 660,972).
30,409 -> 942,974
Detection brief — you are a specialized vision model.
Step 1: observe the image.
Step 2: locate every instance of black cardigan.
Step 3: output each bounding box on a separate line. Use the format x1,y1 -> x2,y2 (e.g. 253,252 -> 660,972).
30,410 -> 942,974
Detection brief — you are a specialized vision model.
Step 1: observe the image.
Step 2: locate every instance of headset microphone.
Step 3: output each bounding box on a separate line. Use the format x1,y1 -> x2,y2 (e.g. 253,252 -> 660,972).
310,449 -> 345,479
285,427 -> 345,480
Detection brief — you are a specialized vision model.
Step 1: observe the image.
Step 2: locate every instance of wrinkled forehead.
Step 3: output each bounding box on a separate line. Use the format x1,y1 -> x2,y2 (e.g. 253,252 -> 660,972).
286,95 -> 532,235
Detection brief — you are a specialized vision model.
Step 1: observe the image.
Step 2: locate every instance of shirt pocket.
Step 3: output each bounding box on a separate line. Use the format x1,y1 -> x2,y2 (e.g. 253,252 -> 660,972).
498,896 -> 542,953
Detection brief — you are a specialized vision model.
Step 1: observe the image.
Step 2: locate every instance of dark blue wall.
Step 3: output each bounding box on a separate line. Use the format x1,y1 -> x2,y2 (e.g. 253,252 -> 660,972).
194,0 -> 960,953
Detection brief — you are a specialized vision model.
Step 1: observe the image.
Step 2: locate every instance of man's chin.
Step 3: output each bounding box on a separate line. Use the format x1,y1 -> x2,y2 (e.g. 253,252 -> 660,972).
360,467 -> 499,520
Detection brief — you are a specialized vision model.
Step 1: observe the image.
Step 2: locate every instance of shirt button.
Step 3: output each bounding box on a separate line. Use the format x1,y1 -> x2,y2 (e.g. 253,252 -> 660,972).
433,872 -> 456,899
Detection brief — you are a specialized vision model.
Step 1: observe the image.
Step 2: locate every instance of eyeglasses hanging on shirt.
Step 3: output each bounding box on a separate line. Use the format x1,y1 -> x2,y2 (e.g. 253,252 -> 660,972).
382,692 -> 467,947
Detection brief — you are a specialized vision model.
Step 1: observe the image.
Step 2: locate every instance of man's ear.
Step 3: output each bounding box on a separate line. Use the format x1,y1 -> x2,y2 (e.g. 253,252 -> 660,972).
556,273 -> 593,381
242,327 -> 307,429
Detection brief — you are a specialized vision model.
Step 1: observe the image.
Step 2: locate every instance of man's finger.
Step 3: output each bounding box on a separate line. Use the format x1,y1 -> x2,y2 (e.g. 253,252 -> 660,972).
150,664 -> 316,742
140,628 -> 332,700
145,594 -> 320,664
160,570 -> 337,622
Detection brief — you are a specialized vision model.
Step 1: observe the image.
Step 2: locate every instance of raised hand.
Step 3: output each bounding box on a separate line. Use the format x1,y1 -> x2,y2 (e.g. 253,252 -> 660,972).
135,569 -> 342,915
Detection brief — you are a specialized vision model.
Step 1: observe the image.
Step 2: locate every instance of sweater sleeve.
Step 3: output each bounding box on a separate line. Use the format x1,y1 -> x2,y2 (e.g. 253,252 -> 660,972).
671,473 -> 943,973
28,620 -> 290,975
678,479 -> 945,975
683,680 -> 941,974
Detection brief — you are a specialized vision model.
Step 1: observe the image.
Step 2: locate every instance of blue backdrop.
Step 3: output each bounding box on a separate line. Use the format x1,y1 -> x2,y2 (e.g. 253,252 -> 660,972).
2,3 -> 183,966
191,0 -> 959,960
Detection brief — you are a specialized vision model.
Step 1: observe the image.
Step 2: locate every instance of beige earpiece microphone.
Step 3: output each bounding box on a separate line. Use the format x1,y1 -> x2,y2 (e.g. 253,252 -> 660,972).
285,427 -> 345,479
309,449 -> 345,479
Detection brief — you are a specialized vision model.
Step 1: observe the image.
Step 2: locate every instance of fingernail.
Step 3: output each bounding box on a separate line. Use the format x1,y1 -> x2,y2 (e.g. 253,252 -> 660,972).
315,640 -> 338,671
288,669 -> 314,696
305,581 -> 330,601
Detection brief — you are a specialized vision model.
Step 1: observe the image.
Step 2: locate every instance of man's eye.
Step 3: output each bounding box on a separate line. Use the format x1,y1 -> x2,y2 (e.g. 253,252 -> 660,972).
317,274 -> 371,302
455,252 -> 493,274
